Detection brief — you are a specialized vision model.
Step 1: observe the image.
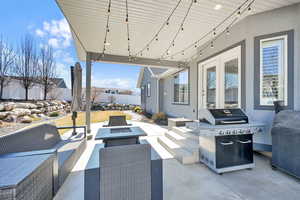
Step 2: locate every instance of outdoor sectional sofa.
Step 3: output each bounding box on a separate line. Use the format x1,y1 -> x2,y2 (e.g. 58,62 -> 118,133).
0,123 -> 87,199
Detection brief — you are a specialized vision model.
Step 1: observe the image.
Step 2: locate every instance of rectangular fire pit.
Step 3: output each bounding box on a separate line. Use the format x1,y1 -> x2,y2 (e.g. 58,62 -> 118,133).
95,126 -> 147,147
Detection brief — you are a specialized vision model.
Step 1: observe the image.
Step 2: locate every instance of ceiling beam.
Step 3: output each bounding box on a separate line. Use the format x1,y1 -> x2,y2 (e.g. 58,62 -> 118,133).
88,52 -> 187,68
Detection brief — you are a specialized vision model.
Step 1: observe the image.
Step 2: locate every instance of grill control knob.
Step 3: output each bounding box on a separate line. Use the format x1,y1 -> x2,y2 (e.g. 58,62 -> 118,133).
226,130 -> 231,135
218,130 -> 223,135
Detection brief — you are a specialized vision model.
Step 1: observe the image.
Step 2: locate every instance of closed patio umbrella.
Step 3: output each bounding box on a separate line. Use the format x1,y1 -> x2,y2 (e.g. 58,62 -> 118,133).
71,62 -> 82,135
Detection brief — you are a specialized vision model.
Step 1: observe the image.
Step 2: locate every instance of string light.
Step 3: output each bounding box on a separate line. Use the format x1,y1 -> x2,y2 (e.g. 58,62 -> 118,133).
194,0 -> 197,3
134,0 -> 183,57
167,0 -> 255,60
194,43 -> 197,48
147,46 -> 149,51
226,27 -> 230,35
237,7 -> 241,17
125,0 -> 131,57
213,28 -> 216,36
101,0 -> 112,58
161,0 -> 194,58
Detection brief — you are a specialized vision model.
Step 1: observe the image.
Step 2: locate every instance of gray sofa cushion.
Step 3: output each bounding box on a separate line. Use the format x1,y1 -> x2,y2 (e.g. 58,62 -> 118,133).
0,124 -> 61,155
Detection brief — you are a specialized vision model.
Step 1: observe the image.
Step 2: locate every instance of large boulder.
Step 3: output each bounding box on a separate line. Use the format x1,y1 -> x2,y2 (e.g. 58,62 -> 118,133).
12,108 -> 31,117
37,113 -> 46,118
0,112 -> 8,120
3,115 -> 17,123
0,103 -> 4,111
36,102 -> 44,108
4,103 -> 15,111
31,109 -> 42,114
19,116 -> 33,123
15,103 -> 37,109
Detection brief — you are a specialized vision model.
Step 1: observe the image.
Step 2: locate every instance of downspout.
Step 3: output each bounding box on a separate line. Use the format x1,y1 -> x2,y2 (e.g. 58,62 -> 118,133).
157,77 -> 160,113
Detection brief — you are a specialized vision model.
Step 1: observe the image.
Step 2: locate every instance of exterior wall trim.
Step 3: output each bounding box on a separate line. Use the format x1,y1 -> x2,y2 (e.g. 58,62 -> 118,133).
253,30 -> 294,110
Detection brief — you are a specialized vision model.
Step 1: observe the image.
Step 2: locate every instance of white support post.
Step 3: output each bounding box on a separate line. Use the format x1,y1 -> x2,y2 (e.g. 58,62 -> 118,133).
86,52 -> 92,133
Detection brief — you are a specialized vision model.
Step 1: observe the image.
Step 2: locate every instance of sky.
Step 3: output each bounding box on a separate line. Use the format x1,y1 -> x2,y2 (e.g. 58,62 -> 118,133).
0,0 -> 141,93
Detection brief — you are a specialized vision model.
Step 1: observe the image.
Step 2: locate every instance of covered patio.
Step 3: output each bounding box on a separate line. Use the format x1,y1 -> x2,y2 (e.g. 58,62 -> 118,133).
52,0 -> 300,199
53,118 -> 300,200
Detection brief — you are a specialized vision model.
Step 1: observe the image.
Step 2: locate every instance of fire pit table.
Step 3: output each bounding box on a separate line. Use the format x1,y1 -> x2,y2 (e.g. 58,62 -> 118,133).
95,126 -> 147,147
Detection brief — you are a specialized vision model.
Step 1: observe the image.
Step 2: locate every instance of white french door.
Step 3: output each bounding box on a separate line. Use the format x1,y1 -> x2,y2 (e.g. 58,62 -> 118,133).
198,46 -> 241,110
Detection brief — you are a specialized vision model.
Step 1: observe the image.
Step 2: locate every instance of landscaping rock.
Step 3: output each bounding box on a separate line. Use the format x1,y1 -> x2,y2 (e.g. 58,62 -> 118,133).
0,120 -> 3,127
4,103 -> 15,111
0,112 -> 8,120
31,109 -> 42,114
19,116 -> 33,123
37,113 -> 46,118
36,102 -> 44,108
12,108 -> 31,117
3,115 -> 17,123
0,104 -> 4,111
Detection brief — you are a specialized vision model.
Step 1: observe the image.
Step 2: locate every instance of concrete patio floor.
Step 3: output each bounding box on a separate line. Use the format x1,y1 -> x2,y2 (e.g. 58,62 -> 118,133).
54,120 -> 300,200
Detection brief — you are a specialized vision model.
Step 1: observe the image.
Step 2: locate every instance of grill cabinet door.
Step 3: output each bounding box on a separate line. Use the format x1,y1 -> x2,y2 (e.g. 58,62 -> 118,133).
236,134 -> 253,165
216,135 -> 238,168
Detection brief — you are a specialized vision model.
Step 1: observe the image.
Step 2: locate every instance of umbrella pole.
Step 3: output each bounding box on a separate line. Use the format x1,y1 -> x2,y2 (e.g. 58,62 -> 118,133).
72,111 -> 77,135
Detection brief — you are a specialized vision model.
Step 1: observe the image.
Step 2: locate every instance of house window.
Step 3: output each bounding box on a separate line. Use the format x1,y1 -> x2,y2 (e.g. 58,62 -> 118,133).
259,36 -> 288,106
173,69 -> 189,104
147,83 -> 151,97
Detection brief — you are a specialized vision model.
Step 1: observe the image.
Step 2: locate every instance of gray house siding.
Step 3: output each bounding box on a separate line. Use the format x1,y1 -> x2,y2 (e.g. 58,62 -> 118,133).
141,3 -> 300,151
141,68 -> 159,114
161,64 -> 198,119
193,3 -> 300,148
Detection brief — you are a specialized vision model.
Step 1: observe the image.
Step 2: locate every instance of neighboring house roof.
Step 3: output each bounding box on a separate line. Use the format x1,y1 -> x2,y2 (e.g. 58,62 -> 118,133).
136,67 -> 145,88
136,66 -> 183,88
52,78 -> 68,88
6,76 -> 68,89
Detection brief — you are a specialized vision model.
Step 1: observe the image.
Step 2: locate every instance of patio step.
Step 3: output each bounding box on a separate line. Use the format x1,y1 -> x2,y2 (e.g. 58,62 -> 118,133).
157,136 -> 199,165
165,131 -> 199,151
171,126 -> 198,140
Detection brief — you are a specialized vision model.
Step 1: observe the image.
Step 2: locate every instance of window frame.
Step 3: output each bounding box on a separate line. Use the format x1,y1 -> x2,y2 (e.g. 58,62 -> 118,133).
254,30 -> 294,110
172,68 -> 190,105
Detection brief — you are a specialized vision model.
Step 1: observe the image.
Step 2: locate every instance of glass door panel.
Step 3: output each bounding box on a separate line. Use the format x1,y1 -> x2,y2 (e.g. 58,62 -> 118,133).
206,67 -> 217,109
224,59 -> 239,108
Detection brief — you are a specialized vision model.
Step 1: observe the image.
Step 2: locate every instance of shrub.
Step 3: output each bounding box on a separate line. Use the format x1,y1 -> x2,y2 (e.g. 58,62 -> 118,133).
133,106 -> 142,113
152,112 -> 167,122
49,112 -> 60,117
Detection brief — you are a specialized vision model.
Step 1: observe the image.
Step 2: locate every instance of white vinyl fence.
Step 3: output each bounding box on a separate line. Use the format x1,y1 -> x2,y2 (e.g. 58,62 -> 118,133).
2,80 -> 140,105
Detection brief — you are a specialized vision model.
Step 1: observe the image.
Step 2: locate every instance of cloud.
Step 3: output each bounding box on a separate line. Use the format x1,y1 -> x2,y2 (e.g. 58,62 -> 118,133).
48,38 -> 59,48
35,29 -> 45,37
36,18 -> 72,49
92,77 -> 135,90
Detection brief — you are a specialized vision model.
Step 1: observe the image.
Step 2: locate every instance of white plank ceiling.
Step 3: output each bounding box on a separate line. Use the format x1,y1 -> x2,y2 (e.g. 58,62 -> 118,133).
56,0 -> 300,62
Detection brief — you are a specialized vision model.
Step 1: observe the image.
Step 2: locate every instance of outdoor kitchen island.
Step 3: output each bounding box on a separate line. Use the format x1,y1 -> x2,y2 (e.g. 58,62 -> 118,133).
187,109 -> 266,174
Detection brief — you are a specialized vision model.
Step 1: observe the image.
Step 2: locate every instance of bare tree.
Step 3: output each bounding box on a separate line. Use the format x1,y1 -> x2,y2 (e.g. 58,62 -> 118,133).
91,87 -> 102,105
0,36 -> 15,99
14,35 -> 38,101
38,45 -> 57,100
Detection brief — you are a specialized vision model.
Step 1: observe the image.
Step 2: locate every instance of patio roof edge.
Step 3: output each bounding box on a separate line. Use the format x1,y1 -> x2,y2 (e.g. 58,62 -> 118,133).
88,52 -> 187,68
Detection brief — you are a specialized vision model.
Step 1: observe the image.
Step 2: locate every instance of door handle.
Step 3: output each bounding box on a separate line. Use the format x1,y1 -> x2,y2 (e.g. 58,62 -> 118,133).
220,141 -> 234,146
237,140 -> 251,144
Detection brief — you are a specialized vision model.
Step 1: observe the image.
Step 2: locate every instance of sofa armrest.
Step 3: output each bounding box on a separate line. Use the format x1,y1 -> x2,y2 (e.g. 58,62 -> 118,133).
57,125 -> 87,138
0,148 -> 57,158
